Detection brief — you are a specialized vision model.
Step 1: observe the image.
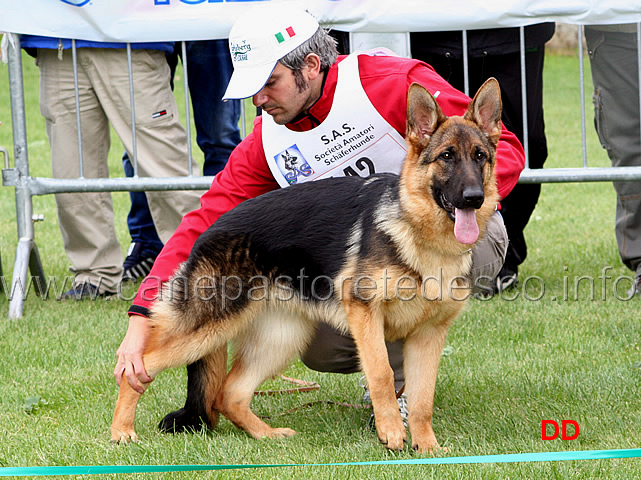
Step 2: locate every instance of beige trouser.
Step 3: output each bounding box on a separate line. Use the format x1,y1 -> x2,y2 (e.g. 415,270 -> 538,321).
37,48 -> 202,292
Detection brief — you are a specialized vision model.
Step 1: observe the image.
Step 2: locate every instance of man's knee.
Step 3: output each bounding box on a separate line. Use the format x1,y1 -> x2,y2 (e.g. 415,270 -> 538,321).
300,323 -> 361,374
300,323 -> 405,391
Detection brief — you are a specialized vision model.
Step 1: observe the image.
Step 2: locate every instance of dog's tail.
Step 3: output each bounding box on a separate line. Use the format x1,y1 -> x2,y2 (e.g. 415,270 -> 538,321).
192,343 -> 227,429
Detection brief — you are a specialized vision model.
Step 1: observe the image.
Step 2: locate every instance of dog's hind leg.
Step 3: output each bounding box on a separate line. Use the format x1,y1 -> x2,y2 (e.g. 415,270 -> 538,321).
215,311 -> 314,439
158,345 -> 227,434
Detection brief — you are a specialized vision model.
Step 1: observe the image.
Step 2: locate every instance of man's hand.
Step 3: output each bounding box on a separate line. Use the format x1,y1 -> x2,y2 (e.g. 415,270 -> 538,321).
114,315 -> 153,393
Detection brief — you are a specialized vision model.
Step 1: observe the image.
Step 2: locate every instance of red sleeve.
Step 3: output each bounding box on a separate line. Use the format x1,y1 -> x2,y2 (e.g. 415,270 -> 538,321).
129,118 -> 279,315
358,56 -> 525,200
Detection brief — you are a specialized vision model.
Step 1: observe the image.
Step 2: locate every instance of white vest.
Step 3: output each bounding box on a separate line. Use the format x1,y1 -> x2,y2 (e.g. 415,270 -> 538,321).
262,53 -> 407,187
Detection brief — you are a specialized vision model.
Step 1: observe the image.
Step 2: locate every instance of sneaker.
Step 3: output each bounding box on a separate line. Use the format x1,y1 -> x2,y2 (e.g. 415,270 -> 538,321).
627,272 -> 641,297
361,377 -> 408,430
122,242 -> 160,282
494,265 -> 518,293
60,283 -> 114,301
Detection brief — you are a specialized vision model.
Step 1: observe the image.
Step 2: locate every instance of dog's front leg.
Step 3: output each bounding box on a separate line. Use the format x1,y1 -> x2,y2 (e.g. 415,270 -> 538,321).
403,319 -> 450,453
346,301 -> 406,450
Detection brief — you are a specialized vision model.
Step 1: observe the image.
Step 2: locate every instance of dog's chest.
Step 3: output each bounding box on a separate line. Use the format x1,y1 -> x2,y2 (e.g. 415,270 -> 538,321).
380,278 -> 467,341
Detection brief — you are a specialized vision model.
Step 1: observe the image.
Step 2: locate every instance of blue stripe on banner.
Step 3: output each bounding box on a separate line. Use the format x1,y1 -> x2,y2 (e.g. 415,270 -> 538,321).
0,448 -> 640,476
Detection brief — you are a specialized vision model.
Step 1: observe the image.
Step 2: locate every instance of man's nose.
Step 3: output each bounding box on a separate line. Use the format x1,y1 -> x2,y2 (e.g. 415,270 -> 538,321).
252,89 -> 267,107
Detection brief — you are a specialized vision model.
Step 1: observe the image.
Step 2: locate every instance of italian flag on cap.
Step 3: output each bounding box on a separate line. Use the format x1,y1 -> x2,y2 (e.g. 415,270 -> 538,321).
275,26 -> 296,44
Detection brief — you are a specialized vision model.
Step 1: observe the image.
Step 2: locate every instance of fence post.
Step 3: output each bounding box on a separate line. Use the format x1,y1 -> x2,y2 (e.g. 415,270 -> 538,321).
0,146 -> 7,289
6,35 -> 45,318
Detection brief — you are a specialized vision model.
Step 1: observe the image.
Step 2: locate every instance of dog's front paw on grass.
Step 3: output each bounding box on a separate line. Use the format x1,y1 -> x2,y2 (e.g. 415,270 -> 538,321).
110,427 -> 138,444
410,429 -> 449,455
376,419 -> 407,451
408,421 -> 446,454
412,441 -> 449,455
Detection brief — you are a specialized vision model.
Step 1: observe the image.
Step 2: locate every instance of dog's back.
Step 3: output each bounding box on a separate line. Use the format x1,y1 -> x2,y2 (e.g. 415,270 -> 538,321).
157,173 -> 403,331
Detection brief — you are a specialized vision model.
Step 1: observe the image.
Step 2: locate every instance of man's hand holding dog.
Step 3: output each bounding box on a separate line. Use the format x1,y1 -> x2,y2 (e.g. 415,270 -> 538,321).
114,315 -> 153,393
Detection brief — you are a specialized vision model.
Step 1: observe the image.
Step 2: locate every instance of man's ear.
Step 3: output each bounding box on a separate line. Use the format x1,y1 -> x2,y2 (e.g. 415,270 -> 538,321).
304,53 -> 322,81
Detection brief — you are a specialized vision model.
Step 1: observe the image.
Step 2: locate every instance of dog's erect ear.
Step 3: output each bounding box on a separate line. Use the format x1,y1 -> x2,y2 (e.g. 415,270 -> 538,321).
406,83 -> 447,148
465,77 -> 502,146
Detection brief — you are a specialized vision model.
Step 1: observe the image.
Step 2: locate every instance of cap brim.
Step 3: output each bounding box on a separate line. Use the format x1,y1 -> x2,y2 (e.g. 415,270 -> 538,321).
222,61 -> 278,100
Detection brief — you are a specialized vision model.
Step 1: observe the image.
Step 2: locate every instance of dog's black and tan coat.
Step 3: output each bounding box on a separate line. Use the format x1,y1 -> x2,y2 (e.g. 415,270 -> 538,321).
111,78 -> 502,453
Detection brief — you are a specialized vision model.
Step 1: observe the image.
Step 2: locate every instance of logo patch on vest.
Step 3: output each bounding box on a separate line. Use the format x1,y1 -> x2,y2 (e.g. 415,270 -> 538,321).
275,145 -> 314,185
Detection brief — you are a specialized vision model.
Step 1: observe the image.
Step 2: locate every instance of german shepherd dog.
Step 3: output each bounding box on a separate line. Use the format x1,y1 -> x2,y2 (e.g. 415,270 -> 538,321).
111,78 -> 502,453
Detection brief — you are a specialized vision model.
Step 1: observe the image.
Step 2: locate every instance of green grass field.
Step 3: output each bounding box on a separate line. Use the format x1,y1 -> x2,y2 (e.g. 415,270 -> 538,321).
0,50 -> 640,478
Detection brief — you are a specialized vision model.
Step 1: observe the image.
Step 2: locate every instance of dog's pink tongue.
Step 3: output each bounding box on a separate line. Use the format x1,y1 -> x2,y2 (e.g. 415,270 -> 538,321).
454,208 -> 479,245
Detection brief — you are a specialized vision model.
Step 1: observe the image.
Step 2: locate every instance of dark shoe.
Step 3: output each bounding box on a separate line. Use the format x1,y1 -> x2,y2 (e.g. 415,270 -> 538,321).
122,242 -> 160,282
495,265 -> 518,293
627,272 -> 641,297
60,283 -> 114,301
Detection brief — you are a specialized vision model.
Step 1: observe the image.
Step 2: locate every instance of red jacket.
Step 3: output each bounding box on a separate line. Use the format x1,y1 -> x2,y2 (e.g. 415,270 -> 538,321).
129,54 -> 525,316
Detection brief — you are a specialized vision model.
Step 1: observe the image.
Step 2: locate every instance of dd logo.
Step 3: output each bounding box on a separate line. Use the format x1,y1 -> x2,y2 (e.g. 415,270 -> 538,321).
542,420 -> 579,440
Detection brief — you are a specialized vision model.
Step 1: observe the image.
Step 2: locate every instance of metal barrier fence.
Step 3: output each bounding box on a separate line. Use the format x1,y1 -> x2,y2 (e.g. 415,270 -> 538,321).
2,24 -> 641,318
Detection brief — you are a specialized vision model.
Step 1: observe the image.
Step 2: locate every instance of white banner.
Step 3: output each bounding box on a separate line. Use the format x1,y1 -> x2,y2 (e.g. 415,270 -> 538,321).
1,0 -> 640,43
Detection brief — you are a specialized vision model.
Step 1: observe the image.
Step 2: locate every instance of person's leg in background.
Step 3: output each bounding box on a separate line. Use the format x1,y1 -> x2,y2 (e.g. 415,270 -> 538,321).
118,42 -> 182,283
121,152 -> 164,282
90,47 -> 201,244
121,40 -> 242,282
183,40 -> 241,176
585,27 -> 641,293
483,47 -> 549,290
38,48 -> 123,297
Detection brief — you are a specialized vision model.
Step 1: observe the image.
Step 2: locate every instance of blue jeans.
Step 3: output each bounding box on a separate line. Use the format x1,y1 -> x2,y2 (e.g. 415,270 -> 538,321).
122,153 -> 164,254
124,40 -> 241,250
167,39 -> 241,175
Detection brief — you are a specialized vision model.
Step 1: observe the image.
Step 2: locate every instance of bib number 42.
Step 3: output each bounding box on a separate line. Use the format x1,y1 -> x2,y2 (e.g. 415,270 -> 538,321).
343,157 -> 375,177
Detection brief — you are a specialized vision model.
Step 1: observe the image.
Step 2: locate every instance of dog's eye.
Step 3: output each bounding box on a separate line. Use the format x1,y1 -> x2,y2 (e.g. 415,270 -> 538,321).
475,151 -> 487,162
439,151 -> 452,161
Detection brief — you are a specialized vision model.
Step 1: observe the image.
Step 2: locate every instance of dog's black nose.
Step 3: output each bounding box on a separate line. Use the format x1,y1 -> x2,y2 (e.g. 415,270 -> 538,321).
462,187 -> 485,209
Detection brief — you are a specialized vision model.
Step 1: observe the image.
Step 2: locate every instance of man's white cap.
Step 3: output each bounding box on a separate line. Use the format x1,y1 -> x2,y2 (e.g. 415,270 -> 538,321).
222,3 -> 320,100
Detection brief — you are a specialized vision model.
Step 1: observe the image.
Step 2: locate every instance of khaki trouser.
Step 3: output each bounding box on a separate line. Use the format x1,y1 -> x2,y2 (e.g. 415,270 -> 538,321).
37,48 -> 202,292
300,211 -> 508,389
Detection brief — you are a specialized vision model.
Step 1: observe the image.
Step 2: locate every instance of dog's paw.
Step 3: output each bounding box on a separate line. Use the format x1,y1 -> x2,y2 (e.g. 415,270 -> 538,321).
412,441 -> 449,455
410,430 -> 447,454
264,427 -> 297,439
110,427 -> 138,444
376,419 -> 407,451
158,407 -> 208,434
409,422 -> 446,454
250,427 -> 297,440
